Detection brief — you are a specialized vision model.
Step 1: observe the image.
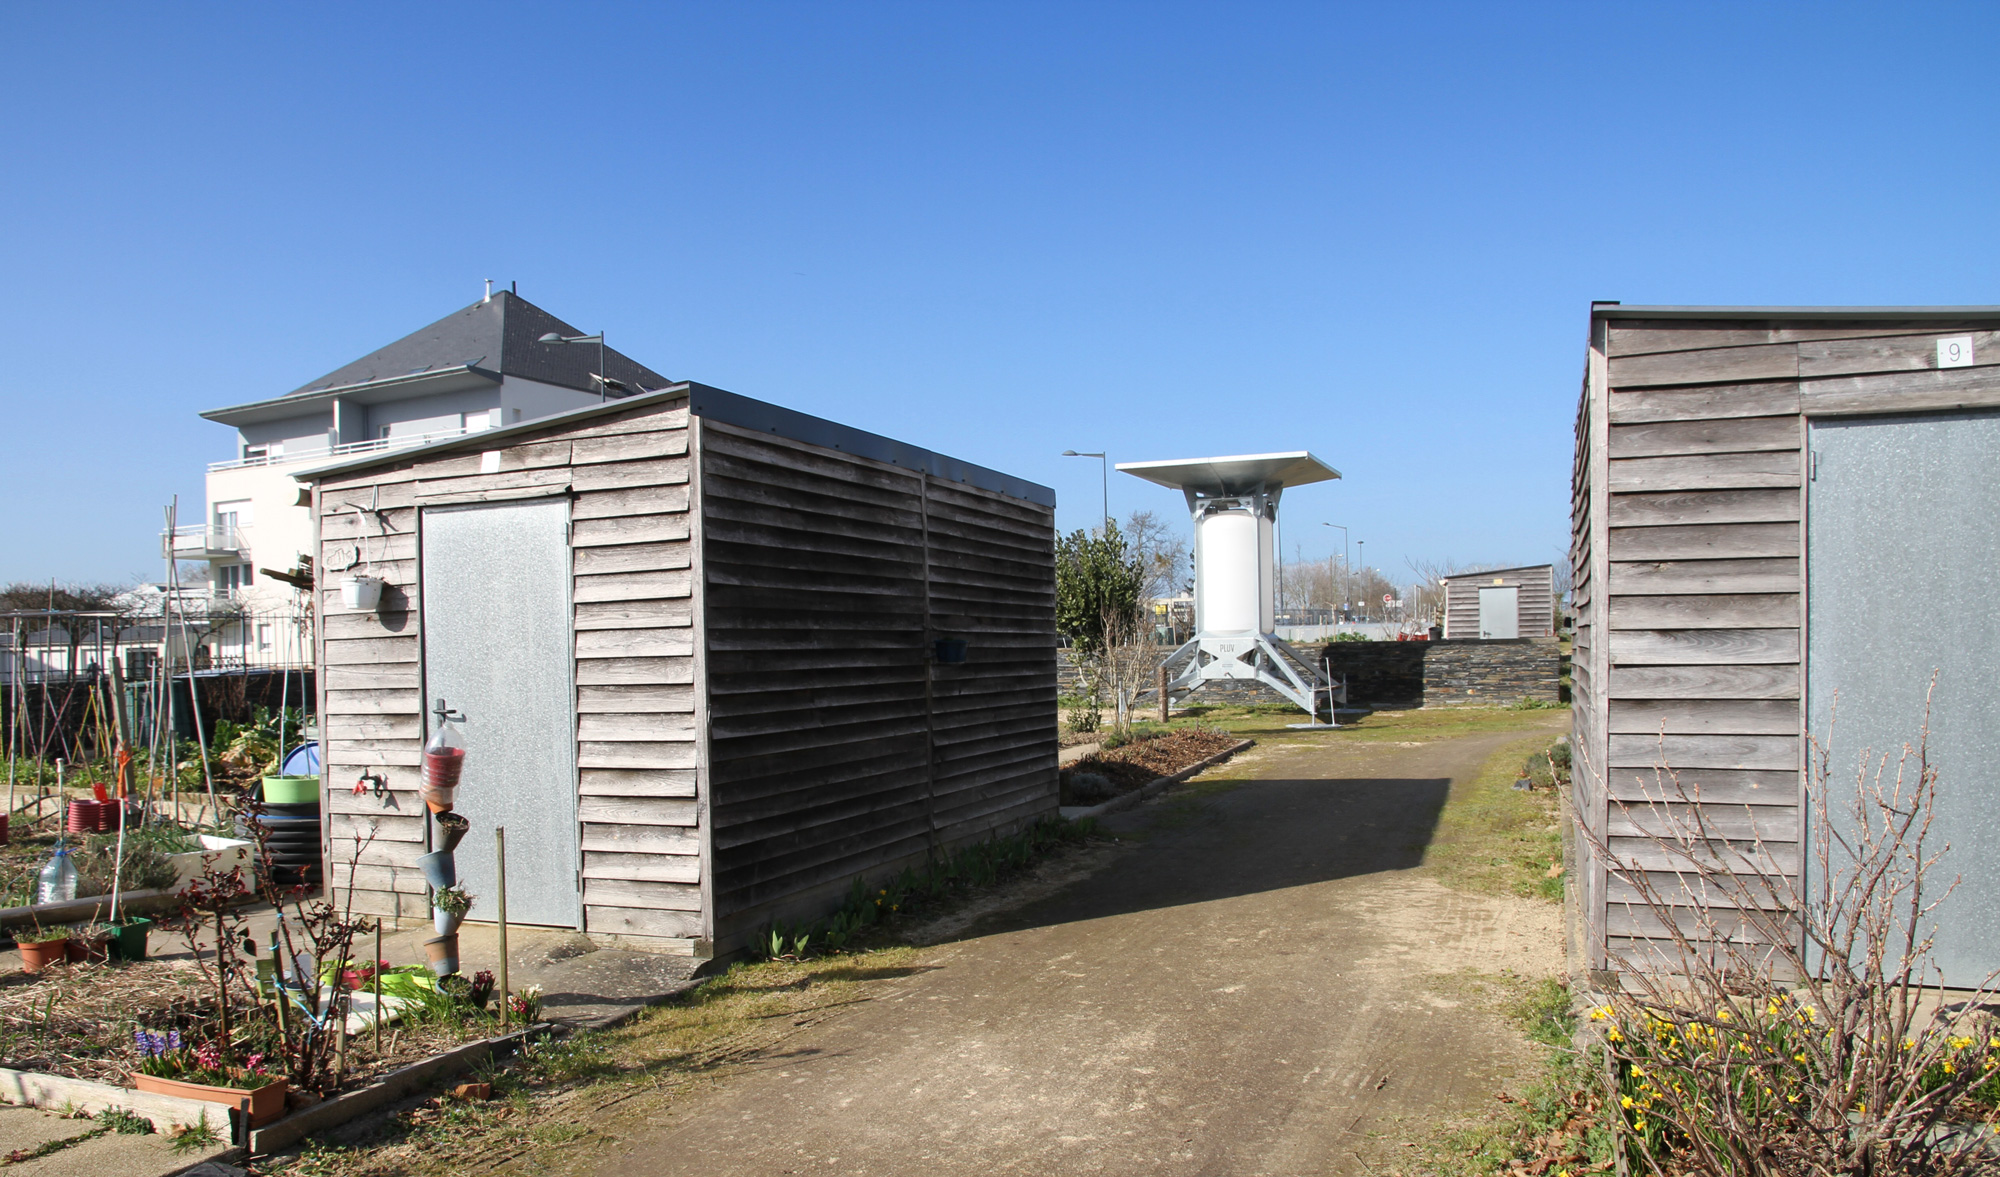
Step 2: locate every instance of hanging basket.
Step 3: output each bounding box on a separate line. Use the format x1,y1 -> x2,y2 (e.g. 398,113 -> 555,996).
339,575 -> 385,611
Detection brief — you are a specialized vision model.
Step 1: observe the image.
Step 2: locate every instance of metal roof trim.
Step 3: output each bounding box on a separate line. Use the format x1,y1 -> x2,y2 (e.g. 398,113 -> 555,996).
1593,305 -> 2000,321
202,364 -> 504,424
292,381 -> 1056,509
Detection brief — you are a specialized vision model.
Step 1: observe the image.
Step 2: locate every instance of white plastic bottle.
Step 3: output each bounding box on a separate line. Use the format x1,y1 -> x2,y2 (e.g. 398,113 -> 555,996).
35,847 -> 77,904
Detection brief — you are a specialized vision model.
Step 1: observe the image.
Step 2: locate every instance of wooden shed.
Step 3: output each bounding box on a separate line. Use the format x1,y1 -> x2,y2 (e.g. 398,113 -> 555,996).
1571,303 -> 2000,986
301,383 -> 1058,957
1439,564 -> 1555,639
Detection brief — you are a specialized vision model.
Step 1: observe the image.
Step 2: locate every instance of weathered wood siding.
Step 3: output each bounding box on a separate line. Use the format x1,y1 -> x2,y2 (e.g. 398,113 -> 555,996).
1576,309 -> 2000,975
314,397 -> 701,948
698,419 -> 1057,949
1442,565 -> 1556,638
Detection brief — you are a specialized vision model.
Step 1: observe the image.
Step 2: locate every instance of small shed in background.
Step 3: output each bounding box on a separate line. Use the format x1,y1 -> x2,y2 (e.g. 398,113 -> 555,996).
300,384 -> 1058,958
1440,564 -> 1555,639
1572,303 -> 2000,987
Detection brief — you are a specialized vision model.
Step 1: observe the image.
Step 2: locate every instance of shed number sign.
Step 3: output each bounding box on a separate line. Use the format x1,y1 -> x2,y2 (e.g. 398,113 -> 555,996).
1938,335 -> 1976,369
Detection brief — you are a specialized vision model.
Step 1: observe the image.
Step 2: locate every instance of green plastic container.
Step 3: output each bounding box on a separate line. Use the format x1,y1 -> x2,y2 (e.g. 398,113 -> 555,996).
262,775 -> 320,804
111,918 -> 151,962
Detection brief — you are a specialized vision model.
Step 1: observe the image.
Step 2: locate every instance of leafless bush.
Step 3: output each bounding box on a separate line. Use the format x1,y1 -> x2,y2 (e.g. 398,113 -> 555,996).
1581,681 -> 2000,1176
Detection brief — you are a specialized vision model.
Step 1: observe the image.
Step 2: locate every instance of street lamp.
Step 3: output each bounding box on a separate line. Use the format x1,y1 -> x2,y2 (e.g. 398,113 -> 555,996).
1356,540 -> 1365,617
1322,523 -> 1348,625
539,331 -> 610,403
1061,450 -> 1109,533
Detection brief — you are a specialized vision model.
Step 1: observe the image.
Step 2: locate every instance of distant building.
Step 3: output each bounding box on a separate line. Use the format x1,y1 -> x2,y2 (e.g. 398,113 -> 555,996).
172,290 -> 671,615
1439,564 -> 1555,639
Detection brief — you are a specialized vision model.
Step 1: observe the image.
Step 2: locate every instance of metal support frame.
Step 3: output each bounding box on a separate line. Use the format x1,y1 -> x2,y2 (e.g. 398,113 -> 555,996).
1157,631 -> 1340,723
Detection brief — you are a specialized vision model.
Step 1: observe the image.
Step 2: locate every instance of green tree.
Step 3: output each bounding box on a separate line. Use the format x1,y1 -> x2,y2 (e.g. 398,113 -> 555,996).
1054,522 -> 1141,657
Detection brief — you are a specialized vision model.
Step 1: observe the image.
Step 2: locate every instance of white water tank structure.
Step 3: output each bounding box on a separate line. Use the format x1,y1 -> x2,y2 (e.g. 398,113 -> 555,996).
1118,452 -> 1340,718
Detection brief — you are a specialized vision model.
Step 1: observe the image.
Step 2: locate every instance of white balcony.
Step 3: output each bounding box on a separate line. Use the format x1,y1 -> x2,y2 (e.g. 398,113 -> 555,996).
165,524 -> 246,559
207,426 -> 475,473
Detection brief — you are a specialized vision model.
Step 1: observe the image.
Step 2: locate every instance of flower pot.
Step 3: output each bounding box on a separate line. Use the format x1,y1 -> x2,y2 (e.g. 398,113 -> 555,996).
132,1073 -> 289,1128
261,775 -> 320,805
339,575 -> 384,611
417,850 -> 456,890
433,811 -> 469,853
17,939 -> 68,974
433,907 -> 465,936
111,919 -> 152,962
422,933 -> 459,978
421,785 -> 455,814
66,935 -> 110,964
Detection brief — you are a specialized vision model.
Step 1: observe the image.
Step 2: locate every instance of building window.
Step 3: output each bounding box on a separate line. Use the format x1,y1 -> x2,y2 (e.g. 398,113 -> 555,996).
218,563 -> 254,594
256,623 -> 272,652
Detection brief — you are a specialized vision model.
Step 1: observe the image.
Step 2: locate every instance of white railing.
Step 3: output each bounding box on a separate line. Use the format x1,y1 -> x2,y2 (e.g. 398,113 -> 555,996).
164,524 -> 245,557
208,425 -> 475,472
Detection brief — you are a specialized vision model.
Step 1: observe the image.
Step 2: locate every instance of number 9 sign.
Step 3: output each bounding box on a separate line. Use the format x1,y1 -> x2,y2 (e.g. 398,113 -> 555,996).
1938,336 -> 1975,369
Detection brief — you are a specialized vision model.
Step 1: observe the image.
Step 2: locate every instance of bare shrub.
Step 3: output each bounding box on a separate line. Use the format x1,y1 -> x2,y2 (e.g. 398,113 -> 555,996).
1581,681 -> 2000,1176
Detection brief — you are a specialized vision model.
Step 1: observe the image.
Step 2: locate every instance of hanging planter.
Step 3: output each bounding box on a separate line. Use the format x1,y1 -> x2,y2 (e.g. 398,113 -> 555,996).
420,785 -> 455,813
432,886 -> 473,936
422,933 -> 460,978
417,850 -> 456,890
433,811 -> 470,853
261,775 -> 320,805
339,575 -> 385,611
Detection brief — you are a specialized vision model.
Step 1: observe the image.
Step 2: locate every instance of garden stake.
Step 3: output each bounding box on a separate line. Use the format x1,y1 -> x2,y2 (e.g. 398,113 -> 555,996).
270,929 -> 289,1042
496,826 -> 508,1026
373,924 -> 382,1053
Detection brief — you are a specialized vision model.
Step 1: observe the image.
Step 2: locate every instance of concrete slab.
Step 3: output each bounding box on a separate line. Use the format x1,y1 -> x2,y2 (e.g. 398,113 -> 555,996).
11,1125 -> 230,1177
0,1105 -> 97,1153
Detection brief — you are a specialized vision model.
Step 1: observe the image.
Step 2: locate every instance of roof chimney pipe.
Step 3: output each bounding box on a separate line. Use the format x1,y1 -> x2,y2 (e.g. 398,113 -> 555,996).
483,279 -> 493,304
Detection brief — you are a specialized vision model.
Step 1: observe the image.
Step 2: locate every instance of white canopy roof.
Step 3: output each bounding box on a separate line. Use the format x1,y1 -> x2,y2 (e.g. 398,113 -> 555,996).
1115,451 -> 1340,495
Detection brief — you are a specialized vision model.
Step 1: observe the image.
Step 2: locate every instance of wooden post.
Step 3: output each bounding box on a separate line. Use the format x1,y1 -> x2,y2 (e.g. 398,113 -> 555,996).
1156,665 -> 1169,723
373,923 -> 383,1054
495,826 -> 509,1026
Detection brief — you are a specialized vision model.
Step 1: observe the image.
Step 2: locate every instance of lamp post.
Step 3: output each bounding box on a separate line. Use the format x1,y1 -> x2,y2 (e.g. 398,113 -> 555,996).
538,331 -> 609,403
1356,540 -> 1365,619
1061,450 -> 1109,533
1322,523 -> 1348,629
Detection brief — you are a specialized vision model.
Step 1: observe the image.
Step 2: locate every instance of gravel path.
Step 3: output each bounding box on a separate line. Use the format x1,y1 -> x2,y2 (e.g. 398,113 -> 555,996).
590,722 -> 1567,1177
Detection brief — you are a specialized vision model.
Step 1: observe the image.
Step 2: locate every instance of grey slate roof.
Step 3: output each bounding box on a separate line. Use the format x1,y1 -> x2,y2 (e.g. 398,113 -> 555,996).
288,291 -> 670,398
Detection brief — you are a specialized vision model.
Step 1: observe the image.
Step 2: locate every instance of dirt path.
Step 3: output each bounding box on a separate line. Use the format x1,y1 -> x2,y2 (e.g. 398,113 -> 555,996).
586,720 -> 1568,1177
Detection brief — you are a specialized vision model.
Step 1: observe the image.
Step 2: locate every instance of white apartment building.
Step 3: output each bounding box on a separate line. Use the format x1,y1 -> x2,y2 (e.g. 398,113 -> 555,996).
173,290 -> 670,660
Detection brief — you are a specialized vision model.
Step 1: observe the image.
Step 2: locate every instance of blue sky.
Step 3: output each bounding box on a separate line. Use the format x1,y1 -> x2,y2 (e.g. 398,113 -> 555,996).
3,4 -> 1995,586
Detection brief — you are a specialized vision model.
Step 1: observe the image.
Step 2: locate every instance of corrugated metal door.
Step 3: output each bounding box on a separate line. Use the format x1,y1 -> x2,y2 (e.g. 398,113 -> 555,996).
421,498 -> 580,928
1478,587 -> 1518,639
1809,411 -> 2000,986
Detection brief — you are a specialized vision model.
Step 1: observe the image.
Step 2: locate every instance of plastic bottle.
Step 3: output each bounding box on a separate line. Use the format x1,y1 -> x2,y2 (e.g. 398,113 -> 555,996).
423,708 -> 467,792
35,846 -> 77,904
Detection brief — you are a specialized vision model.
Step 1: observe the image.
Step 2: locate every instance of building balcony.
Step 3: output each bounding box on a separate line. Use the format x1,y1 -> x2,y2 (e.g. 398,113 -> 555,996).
164,524 -> 246,559
207,425 -> 475,473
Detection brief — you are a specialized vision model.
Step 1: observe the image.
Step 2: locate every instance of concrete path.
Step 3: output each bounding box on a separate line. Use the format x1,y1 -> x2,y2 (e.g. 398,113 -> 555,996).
593,722 -> 1566,1177
0,1104 -> 234,1177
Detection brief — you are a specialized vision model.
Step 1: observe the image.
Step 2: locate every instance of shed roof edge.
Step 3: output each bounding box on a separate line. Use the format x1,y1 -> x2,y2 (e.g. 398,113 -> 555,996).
291,381 -> 1056,508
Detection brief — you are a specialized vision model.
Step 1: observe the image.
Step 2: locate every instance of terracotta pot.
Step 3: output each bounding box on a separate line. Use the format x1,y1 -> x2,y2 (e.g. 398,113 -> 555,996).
421,785 -> 455,814
65,936 -> 111,964
18,940 -> 68,974
422,933 -> 459,978
132,1072 -> 289,1128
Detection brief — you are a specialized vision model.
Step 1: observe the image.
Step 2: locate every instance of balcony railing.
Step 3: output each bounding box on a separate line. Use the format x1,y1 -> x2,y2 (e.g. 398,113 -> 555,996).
207,426 -> 475,473
163,524 -> 245,559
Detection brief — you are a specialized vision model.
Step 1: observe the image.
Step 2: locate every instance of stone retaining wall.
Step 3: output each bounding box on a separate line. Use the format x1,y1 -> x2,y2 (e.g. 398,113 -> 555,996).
1320,637 -> 1564,707
1058,638 -> 1566,711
